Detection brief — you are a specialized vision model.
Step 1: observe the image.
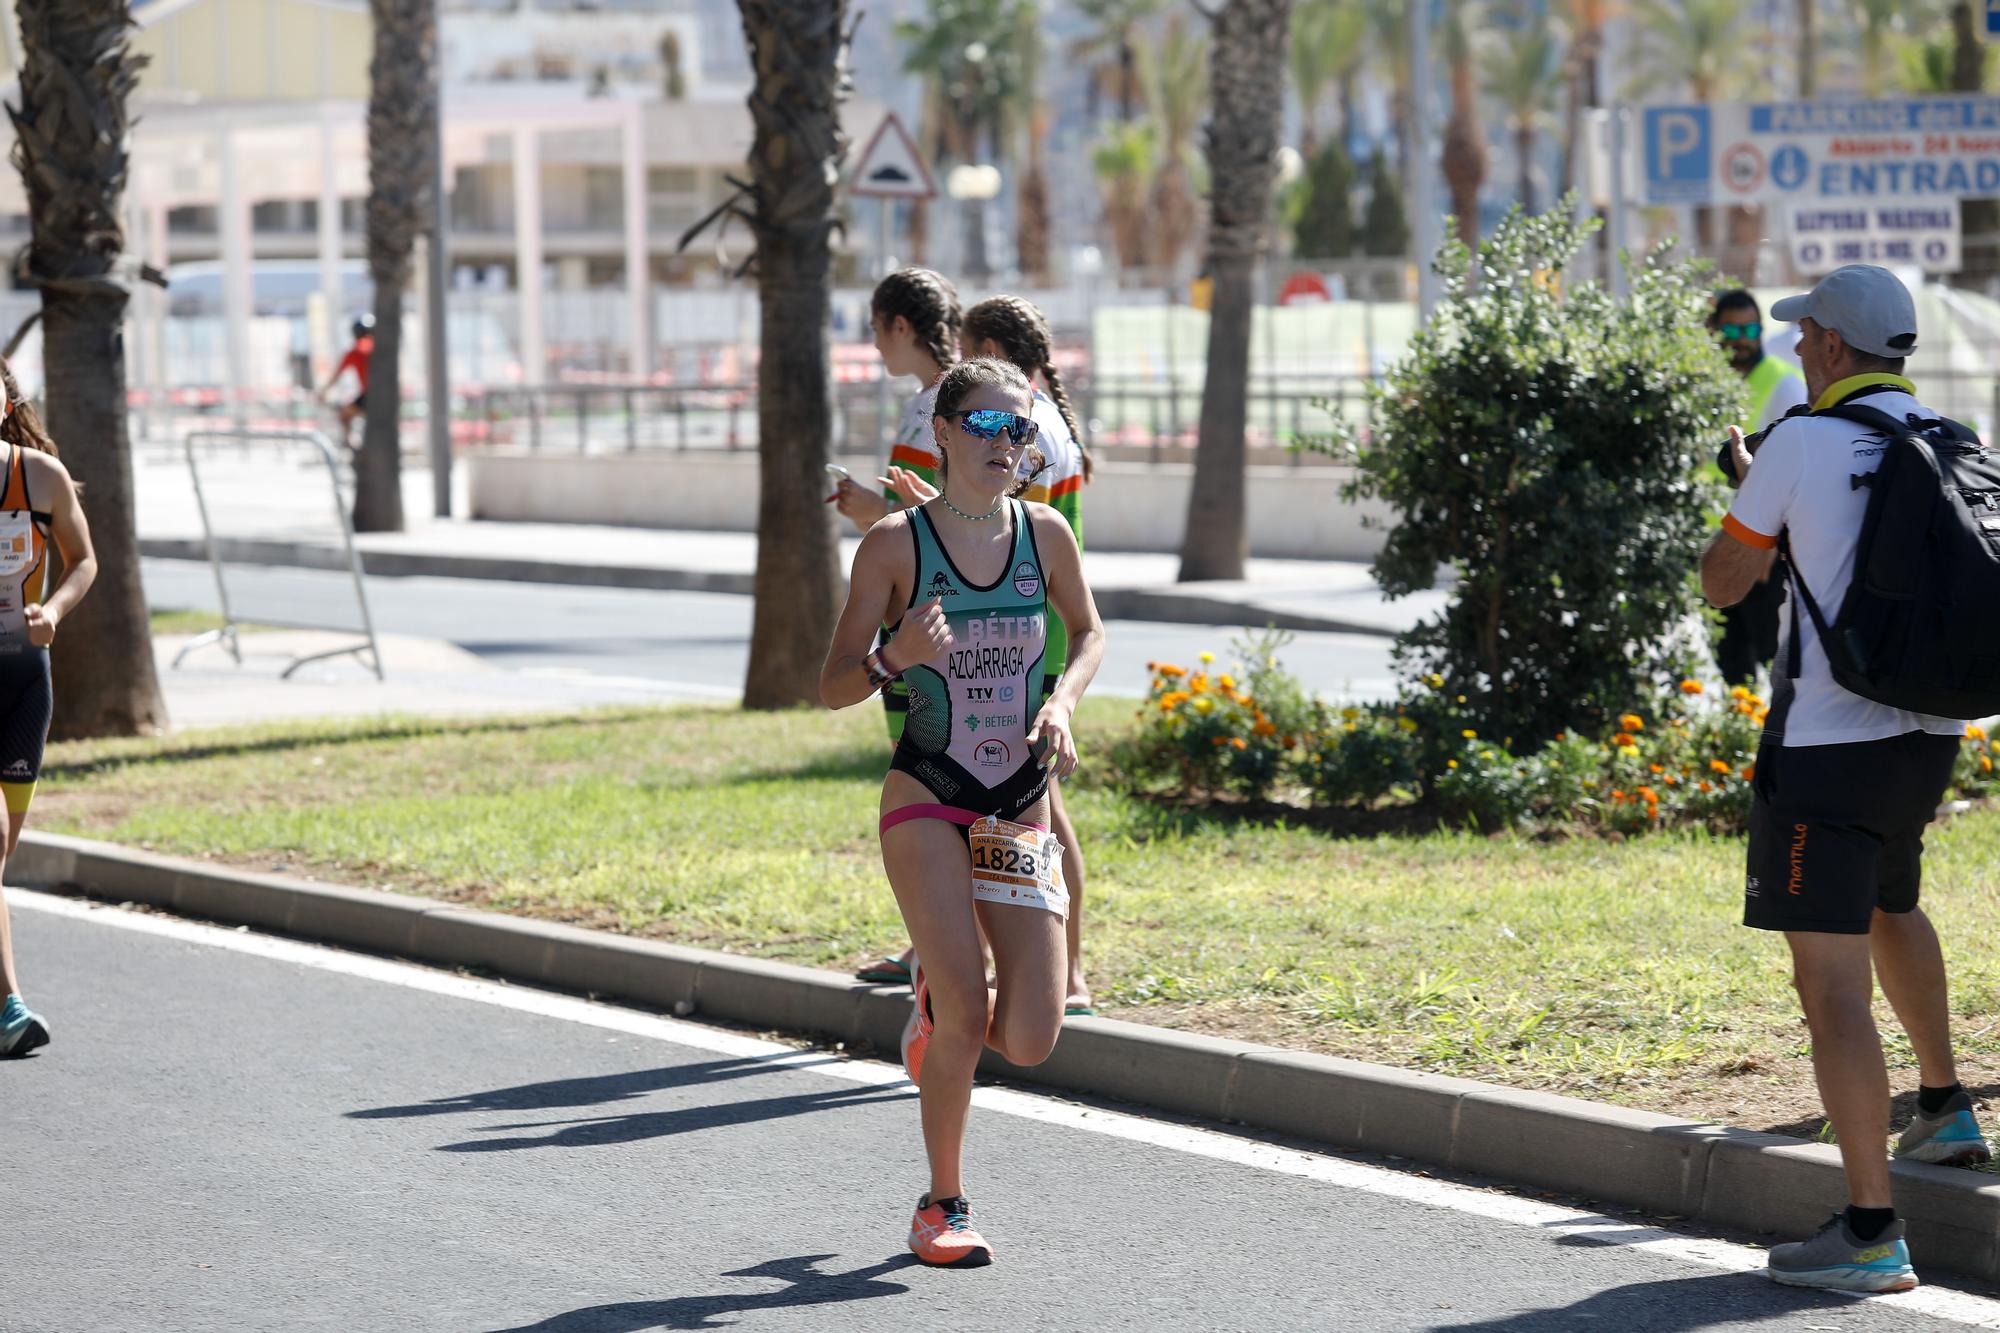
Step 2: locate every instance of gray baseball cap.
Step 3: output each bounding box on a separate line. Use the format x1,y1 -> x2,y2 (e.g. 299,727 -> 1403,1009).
1770,264 -> 1919,358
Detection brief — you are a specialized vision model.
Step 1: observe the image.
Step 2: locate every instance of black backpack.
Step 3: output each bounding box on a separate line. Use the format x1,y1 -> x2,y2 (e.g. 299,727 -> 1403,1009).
1780,400 -> 2000,719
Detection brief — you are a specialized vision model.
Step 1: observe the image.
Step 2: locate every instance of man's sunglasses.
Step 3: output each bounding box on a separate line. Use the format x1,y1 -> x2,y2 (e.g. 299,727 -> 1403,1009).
1715,321 -> 1761,340
949,409 -> 1040,447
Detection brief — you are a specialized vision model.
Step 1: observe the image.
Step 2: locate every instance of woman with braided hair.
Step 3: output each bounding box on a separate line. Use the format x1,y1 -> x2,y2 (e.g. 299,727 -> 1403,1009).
869,294 -> 1098,1011
0,358 -> 98,1058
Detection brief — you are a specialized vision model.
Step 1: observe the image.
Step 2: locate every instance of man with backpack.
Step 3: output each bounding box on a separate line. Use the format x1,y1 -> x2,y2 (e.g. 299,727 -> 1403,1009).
1702,264 -> 2000,1294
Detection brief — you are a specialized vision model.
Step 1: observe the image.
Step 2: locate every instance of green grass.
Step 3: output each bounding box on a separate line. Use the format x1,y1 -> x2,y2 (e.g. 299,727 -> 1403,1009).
34,702 -> 2000,1132
149,609 -> 275,636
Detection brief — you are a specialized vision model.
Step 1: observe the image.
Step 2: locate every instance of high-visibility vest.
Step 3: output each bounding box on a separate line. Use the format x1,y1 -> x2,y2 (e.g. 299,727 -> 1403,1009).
1745,355 -> 1805,429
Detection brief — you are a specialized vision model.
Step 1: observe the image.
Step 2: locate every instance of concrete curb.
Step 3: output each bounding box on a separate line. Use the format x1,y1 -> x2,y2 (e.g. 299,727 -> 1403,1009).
138,537 -> 1397,638
19,829 -> 2000,1283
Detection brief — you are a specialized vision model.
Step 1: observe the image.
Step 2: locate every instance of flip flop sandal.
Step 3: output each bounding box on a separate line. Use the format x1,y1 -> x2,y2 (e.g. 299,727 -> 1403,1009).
1064,1003 -> 1097,1017
856,955 -> 914,985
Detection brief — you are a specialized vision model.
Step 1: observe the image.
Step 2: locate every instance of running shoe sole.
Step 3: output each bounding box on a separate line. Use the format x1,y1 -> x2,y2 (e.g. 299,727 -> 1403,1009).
0,1018 -> 48,1058
1897,1139 -> 1991,1167
1768,1265 -> 1918,1294
907,1236 -> 993,1268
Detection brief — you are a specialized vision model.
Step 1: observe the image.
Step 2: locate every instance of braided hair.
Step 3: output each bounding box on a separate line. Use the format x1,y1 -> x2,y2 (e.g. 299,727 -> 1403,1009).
0,359 -> 58,459
871,268 -> 962,377
962,295 -> 1089,481
931,357 -> 1044,500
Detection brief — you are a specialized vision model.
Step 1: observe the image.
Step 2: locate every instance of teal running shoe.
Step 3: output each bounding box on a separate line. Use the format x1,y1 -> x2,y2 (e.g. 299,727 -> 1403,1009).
1767,1214 -> 1917,1294
0,993 -> 47,1058
1896,1090 -> 1992,1167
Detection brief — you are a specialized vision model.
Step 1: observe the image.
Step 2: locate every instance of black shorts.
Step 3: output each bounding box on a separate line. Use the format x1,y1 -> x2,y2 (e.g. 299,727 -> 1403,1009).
1742,730 -> 1960,935
0,645 -> 52,789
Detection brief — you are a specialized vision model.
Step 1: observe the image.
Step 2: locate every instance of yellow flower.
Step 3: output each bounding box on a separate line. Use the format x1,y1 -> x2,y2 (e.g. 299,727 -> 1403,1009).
1969,724 -> 1988,741
1341,707 -> 1361,722
1193,696 -> 1214,714
1461,729 -> 1477,739
1218,674 -> 1238,692
1679,679 -> 1704,695
1619,713 -> 1645,732
1199,651 -> 1215,664
1619,744 -> 1640,758
1343,722 -> 1357,732
1446,759 -> 1459,769
1983,756 -> 1994,773
1397,717 -> 1417,732
1730,685 -> 1751,701
1427,673 -> 1445,688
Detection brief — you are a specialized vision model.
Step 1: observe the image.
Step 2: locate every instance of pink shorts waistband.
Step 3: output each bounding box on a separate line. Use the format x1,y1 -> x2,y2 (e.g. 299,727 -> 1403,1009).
879,804 -> 1049,836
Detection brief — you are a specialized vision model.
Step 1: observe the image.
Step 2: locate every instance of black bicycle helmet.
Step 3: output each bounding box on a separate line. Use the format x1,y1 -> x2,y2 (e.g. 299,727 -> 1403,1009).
351,313 -> 376,339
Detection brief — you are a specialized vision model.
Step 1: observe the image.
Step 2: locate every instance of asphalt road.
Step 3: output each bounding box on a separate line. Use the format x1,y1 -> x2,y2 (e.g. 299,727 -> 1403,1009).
7,892 -> 1997,1333
139,558 -> 1400,703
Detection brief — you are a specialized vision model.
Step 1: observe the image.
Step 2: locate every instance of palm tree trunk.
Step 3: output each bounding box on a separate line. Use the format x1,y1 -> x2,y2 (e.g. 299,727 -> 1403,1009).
1516,125 -> 1535,214
1796,0 -> 1816,96
356,0 -> 439,533
1017,117 -> 1053,284
1180,0 -> 1289,584
1442,44 -> 1485,248
1951,2 -> 1997,281
737,0 -> 848,707
12,0 -> 167,738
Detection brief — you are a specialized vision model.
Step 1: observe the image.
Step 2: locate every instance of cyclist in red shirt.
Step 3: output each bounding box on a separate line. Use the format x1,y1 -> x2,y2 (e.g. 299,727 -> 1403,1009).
320,315 -> 375,450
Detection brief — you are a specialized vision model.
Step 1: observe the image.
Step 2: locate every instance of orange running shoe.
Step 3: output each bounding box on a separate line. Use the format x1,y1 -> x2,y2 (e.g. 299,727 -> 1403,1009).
907,1193 -> 993,1267
901,961 -> 933,1086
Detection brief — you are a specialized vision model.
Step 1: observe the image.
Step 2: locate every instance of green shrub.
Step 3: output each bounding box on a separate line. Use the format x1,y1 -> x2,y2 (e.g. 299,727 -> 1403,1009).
1112,630 -> 1318,803
1308,204 -> 1744,752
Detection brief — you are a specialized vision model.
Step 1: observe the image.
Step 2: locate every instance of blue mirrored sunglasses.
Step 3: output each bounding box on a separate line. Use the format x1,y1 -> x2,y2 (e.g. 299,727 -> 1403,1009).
1716,321 -> 1761,340
951,409 -> 1040,447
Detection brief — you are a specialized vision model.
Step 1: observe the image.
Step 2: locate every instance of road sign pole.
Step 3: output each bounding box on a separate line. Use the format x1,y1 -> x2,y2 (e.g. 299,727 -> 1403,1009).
1608,105 -> 1630,301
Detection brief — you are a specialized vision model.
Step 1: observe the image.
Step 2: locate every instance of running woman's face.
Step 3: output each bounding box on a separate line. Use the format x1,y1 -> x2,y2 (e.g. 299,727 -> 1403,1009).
871,312 -> 929,381
936,383 -> 1034,499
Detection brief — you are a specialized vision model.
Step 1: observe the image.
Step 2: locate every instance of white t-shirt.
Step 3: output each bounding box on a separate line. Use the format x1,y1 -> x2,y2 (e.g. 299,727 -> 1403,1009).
1019,391 -> 1084,508
1724,384 -> 1968,747
887,379 -> 943,480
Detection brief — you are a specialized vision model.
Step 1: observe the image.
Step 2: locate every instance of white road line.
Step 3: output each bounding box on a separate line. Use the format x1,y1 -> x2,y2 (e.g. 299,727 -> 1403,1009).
16,886 -> 2000,1327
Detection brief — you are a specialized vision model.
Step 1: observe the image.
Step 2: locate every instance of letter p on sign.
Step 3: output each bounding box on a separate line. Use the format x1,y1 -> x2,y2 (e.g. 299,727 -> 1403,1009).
1644,106 -> 1712,204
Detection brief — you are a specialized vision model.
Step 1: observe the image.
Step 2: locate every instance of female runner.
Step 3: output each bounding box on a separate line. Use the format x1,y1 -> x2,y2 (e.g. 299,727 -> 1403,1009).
0,359 -> 99,1058
820,358 -> 1104,1266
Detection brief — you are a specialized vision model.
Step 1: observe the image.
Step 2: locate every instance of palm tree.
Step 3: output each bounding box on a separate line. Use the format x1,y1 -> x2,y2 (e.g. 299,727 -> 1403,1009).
896,0 -> 1026,278
1072,0 -> 1168,122
1482,4 -> 1561,214
1629,0 -> 1755,254
1363,0 -> 1411,175
1795,0 -> 1815,96
1290,0 -> 1367,155
1553,0 -> 1613,198
9,0 -> 166,738
1179,0 -> 1289,585
1010,2 -> 1053,283
734,0 -> 850,706
1090,120 -> 1155,271
1439,0 -> 1486,248
1143,15 -> 1211,278
1852,0 -> 1942,97
354,0 -> 439,534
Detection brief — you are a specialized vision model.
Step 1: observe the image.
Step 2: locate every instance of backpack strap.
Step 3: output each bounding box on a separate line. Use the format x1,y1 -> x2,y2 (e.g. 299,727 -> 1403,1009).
1813,400 -> 1911,437
1776,529 -> 1836,683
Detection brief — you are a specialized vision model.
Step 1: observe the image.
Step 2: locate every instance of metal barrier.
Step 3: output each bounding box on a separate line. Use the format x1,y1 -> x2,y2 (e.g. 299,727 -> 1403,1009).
172,429 -> 384,681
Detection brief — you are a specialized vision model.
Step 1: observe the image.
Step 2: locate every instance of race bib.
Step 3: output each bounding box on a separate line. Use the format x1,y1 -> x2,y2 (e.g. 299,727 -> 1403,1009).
0,509 -> 32,579
968,815 -> 1068,917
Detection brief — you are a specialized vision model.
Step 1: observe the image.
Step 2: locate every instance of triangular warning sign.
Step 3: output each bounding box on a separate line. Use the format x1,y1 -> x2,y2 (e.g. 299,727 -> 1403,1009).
850,112 -> 937,200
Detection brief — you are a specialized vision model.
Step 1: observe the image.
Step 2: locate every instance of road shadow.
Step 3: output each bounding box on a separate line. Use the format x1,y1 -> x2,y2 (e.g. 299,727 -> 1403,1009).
1426,1270 -> 1858,1331
348,1053 -> 830,1121
435,1080 -> 914,1153
482,1252 -> 919,1331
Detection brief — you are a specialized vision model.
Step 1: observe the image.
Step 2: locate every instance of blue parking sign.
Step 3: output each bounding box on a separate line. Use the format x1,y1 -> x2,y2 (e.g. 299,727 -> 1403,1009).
1644,106 -> 1711,204
1989,0 -> 2000,35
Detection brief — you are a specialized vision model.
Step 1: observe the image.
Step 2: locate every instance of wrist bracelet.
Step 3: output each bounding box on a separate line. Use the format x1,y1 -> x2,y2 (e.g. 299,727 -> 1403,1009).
863,648 -> 897,690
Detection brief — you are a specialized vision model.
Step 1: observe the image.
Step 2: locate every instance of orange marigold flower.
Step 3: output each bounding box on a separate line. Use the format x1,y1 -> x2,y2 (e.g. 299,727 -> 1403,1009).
1609,789 -> 1628,803
1211,736 -> 1228,746
1965,723 -> 1986,740
1648,763 -> 1664,774
1282,734 -> 1297,747
1620,714 -> 1645,732
1230,737 -> 1248,750
1158,664 -> 1186,679
1982,756 -> 1994,773
1730,685 -> 1751,701
1699,780 -> 1714,793
1679,679 -> 1704,695
1219,674 -> 1238,692
1554,731 -> 1566,742
1637,785 -> 1659,803
1741,765 -> 1756,781
1253,720 -> 1277,737
1612,732 -> 1637,747
1709,759 -> 1732,775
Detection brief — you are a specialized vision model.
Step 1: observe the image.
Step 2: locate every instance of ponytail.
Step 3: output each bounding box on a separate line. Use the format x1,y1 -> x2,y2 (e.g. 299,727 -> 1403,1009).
871,268 -> 962,377
961,294 -> 1089,481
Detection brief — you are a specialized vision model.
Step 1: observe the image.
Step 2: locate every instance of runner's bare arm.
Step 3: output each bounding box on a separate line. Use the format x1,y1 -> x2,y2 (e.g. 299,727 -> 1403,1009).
1701,527 -> 1776,609
29,453 -> 95,634
820,517 -> 906,710
1027,508 -> 1102,779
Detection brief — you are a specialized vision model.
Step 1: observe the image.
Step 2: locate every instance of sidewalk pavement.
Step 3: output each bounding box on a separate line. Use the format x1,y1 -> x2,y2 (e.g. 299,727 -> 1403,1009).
133,453 -> 1443,639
